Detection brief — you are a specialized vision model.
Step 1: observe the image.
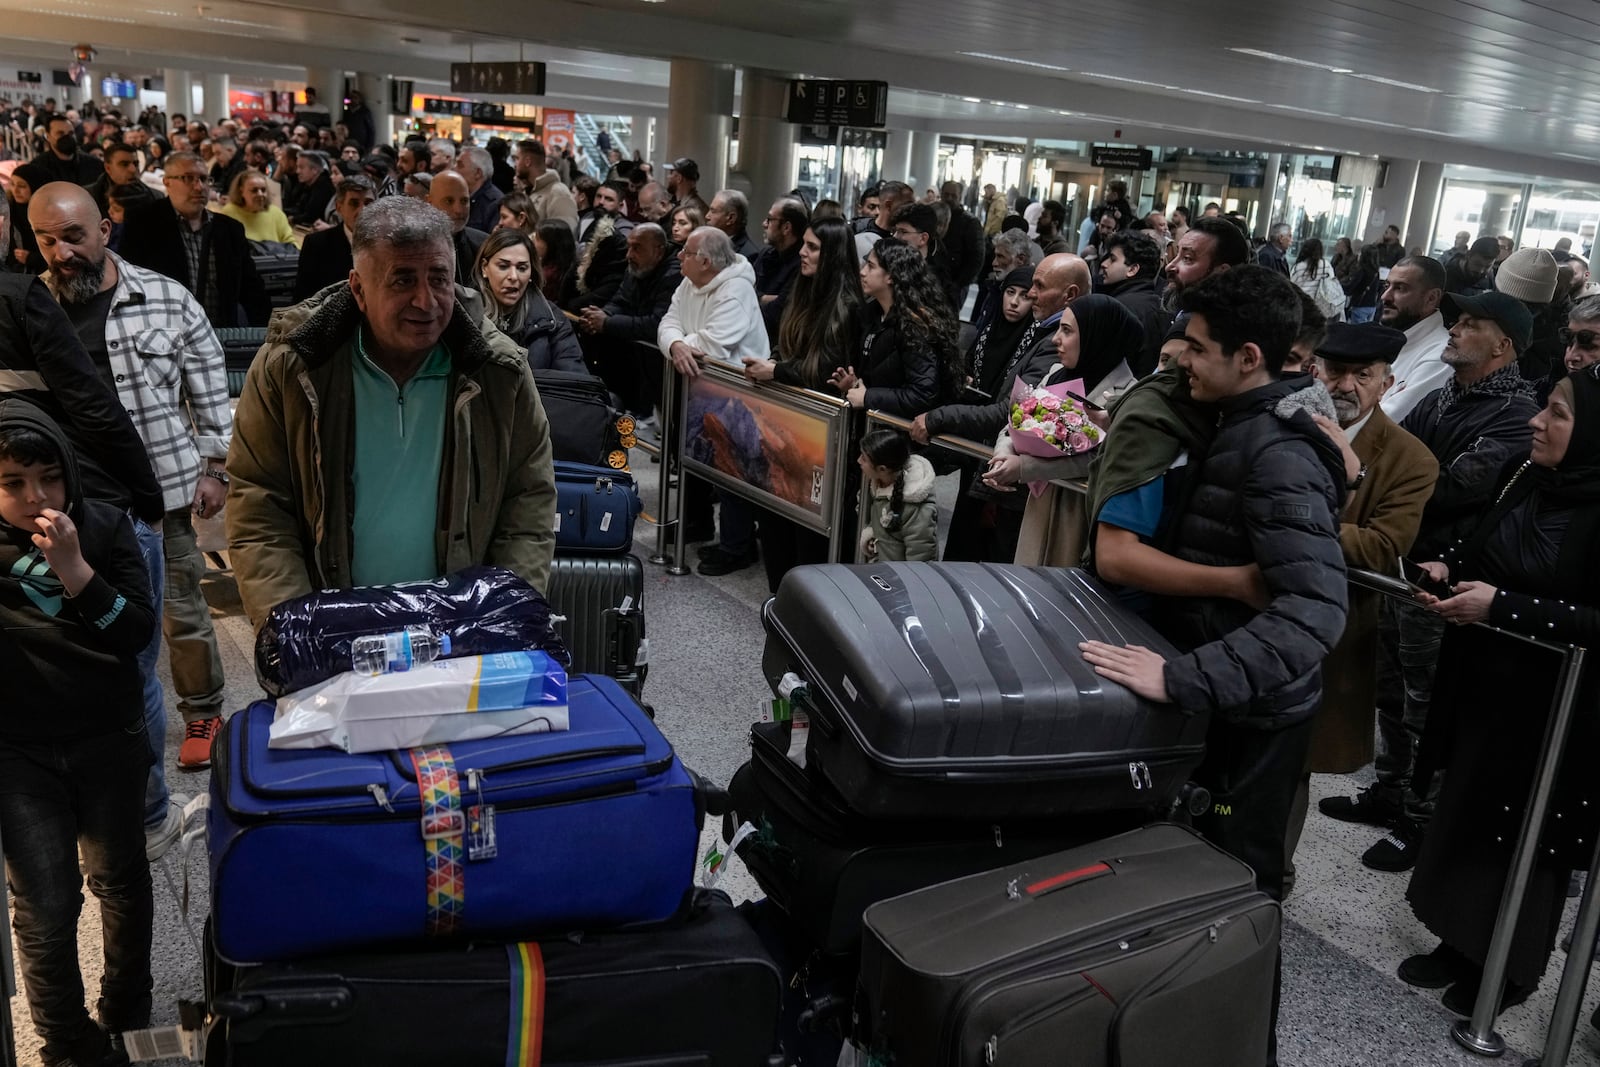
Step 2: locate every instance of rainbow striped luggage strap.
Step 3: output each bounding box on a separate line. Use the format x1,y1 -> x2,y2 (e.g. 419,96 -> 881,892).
408,745 -> 466,937
505,942 -> 547,1067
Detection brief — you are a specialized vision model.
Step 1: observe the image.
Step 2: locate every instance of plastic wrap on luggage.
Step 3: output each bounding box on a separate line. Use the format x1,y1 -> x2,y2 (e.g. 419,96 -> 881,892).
254,566 -> 570,698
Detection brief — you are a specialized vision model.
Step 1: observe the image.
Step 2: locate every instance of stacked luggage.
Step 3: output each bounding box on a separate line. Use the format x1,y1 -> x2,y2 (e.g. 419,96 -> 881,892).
722,562 -> 1279,1064
538,368 -> 650,698
204,570 -> 785,1064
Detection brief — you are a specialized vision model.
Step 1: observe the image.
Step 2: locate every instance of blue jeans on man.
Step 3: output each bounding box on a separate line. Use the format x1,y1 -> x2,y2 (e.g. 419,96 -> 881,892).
131,516 -> 168,828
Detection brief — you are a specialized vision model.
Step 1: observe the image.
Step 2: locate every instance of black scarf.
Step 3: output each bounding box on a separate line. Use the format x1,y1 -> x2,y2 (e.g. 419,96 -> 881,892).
1529,364 -> 1600,505
1434,360 -> 1537,417
970,267 -> 1036,394
1063,293 -> 1145,391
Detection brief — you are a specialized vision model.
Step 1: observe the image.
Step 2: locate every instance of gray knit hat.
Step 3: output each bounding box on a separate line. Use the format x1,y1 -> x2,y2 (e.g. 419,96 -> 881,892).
1495,247 -> 1559,304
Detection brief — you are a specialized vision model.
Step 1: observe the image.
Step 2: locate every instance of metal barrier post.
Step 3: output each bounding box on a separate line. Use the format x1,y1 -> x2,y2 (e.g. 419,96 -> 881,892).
1526,775 -> 1600,1067
668,397 -> 690,575
1452,645 -> 1589,1056
648,365 -> 676,567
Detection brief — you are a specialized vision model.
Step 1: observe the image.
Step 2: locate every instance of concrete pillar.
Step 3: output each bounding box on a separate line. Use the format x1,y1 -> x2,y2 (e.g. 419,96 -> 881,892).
908,130 -> 940,192
666,58 -> 733,193
1481,191 -> 1517,240
356,72 -> 392,145
735,69 -> 798,205
881,130 -> 911,183
163,69 -> 195,120
1255,153 -> 1285,239
200,72 -> 229,122
306,67 -> 348,115
1407,161 -> 1445,255
1364,158 -> 1419,245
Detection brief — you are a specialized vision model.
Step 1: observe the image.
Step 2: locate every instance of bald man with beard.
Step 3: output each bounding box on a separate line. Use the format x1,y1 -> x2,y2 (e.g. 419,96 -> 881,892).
428,170 -> 488,288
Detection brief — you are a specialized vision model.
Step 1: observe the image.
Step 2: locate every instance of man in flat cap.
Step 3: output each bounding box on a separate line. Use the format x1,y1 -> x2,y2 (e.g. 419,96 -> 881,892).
1284,322 -> 1439,890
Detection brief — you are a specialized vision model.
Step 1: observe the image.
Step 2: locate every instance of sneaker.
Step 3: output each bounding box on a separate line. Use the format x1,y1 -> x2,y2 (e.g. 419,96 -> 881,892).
1361,819 -> 1423,872
1398,943 -> 1476,989
144,796 -> 188,863
178,715 -> 221,770
1441,975 -> 1531,1017
632,414 -> 660,439
697,547 -> 757,577
1318,784 -> 1402,828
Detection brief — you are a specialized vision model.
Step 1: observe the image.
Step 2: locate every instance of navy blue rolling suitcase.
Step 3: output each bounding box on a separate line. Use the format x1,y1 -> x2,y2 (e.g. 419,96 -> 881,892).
207,674 -> 700,964
553,461 -> 640,554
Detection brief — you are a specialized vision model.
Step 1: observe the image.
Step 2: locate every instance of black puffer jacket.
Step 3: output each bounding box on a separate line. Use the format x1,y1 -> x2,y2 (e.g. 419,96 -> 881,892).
923,315 -> 1057,440
1400,363 -> 1539,560
857,305 -> 949,417
1100,276 -> 1168,378
505,291 -> 586,374
599,256 -> 682,343
1160,376 -> 1350,728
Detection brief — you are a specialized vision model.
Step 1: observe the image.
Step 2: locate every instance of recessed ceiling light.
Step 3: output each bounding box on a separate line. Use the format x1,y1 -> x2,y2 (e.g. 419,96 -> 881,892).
1229,47 -> 1438,93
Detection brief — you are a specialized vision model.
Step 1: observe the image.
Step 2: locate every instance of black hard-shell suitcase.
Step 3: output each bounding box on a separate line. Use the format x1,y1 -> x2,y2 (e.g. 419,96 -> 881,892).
762,563 -> 1208,821
205,892 -> 783,1067
857,824 -> 1279,1067
214,327 -> 266,398
545,554 -> 646,696
728,721 -> 1140,955
534,369 -> 627,469
248,240 -> 299,310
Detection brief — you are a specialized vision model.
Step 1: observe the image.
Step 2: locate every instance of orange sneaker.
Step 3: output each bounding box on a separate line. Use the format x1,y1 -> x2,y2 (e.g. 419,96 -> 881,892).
178,716 -> 221,770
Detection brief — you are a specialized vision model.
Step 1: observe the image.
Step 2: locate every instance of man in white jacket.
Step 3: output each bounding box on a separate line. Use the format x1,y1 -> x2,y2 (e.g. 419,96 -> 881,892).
657,227 -> 768,377
1377,257 -> 1453,423
657,226 -> 770,576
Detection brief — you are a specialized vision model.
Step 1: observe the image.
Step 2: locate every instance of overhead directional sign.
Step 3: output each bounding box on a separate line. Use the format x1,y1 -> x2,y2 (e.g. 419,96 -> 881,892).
1091,145 -> 1154,170
422,97 -> 506,123
449,61 -> 545,97
785,79 -> 889,128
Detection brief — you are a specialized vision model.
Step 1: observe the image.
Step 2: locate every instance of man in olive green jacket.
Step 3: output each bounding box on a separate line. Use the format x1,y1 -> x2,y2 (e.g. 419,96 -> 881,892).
226,197 -> 556,629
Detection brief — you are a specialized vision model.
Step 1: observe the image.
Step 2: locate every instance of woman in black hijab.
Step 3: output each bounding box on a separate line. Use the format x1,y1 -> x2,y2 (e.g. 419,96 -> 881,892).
4,162 -> 48,274
983,293 -> 1146,565
1400,366 -> 1600,1016
966,265 -> 1036,400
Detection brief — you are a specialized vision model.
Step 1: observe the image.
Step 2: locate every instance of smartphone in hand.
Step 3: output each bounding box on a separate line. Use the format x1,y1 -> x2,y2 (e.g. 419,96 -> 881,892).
1064,390 -> 1105,412
1400,557 -> 1451,598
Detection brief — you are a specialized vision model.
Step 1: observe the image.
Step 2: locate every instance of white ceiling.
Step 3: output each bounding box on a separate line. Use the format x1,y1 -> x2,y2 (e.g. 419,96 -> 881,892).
5,0 -> 1600,180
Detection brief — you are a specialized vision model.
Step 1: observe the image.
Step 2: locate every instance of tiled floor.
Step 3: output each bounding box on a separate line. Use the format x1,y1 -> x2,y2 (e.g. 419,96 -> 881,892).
11,461 -> 1600,1066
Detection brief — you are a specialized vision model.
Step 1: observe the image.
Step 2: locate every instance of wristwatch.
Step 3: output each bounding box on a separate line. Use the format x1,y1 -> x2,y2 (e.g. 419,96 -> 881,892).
201,468 -> 230,486
1347,464 -> 1368,492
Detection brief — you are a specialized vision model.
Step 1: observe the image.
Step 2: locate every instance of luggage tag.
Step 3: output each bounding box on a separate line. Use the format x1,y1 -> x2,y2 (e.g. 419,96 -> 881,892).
776,673 -> 809,767
465,769 -> 497,862
702,821 -> 757,889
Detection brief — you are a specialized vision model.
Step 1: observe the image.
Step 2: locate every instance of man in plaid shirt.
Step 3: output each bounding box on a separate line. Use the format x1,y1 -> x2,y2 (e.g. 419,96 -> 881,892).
29,182 -> 232,858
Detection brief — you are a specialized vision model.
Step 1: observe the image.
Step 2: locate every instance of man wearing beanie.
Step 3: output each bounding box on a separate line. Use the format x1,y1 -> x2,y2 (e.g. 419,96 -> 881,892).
1494,246 -> 1564,381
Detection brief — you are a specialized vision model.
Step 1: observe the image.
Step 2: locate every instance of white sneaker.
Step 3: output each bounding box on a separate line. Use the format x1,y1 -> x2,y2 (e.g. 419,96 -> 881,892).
144,794 -> 190,862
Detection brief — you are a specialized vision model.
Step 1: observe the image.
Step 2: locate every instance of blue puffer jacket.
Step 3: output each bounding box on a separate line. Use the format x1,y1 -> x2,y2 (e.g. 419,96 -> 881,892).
1158,375 -> 1350,728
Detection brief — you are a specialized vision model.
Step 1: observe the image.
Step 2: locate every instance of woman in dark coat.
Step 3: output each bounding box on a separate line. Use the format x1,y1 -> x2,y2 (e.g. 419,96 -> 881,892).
831,238 -> 962,418
1400,365 -> 1600,1014
475,228 -> 585,373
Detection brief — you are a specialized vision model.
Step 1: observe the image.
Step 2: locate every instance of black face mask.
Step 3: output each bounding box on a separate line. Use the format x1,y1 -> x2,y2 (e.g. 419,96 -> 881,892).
54,135 -> 75,155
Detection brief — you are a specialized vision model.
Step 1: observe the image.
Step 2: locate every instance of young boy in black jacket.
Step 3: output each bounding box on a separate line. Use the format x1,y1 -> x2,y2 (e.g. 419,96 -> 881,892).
0,398 -> 156,1067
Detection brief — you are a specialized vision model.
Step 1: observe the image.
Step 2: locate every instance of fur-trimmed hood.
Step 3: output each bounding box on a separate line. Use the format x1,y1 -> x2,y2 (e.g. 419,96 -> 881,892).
870,453 -> 937,503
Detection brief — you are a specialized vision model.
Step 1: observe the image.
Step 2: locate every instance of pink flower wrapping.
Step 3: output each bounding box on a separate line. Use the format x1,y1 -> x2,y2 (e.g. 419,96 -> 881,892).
1006,377 -> 1105,459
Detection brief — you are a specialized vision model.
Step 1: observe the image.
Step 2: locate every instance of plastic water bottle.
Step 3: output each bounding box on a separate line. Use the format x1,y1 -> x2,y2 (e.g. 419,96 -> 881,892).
350,628 -> 452,676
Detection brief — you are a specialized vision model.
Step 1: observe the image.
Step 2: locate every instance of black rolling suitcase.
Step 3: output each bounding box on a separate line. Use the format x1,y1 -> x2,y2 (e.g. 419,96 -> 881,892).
206,892 -> 783,1067
857,824 -> 1279,1067
214,327 -> 266,399
248,240 -> 299,311
535,369 -> 627,468
762,563 -> 1209,822
545,554 -> 646,696
728,721 -> 1143,955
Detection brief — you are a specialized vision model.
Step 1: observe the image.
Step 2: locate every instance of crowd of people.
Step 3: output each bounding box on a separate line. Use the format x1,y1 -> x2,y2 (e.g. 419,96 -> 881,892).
0,90 -> 1597,1067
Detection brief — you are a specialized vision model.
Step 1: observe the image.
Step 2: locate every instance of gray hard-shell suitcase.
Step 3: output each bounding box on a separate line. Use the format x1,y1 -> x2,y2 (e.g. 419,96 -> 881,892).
761,564 -> 1208,821
857,823 -> 1279,1067
545,554 -> 646,697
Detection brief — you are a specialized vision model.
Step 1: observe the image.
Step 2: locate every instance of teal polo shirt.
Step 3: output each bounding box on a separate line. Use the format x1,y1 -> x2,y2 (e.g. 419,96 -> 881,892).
350,327 -> 452,587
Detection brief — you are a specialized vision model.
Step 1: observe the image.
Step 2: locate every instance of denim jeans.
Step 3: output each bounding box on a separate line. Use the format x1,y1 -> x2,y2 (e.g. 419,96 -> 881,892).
0,726 -> 154,1063
131,516 -> 168,828
162,509 -> 225,724
1374,598 -> 1446,822
1348,305 -> 1377,324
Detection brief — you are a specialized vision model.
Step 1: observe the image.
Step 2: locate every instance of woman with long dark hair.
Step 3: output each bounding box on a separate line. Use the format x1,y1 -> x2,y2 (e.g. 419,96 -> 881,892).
741,217 -> 865,590
830,239 -> 962,417
475,228 -> 585,372
1290,237 -> 1346,321
533,220 -> 579,309
1401,367 -> 1600,1016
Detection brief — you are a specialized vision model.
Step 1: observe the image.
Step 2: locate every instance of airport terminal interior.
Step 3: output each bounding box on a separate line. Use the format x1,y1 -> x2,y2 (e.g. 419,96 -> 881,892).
4,1 -> 1600,1064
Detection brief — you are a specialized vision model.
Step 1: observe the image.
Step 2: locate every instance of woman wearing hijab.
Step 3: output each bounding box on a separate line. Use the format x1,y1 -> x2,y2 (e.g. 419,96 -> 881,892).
983,293 -> 1145,565
966,266 -> 1036,401
4,163 -> 47,275
1399,367 -> 1600,1017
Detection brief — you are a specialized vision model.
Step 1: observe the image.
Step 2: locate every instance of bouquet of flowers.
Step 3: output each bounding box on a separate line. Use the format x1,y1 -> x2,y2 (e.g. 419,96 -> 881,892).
1006,376 -> 1105,459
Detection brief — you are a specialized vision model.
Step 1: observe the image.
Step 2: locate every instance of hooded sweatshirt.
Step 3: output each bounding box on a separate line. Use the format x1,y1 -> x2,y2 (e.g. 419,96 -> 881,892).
656,257 -> 769,367
861,454 -> 938,562
0,399 -> 154,740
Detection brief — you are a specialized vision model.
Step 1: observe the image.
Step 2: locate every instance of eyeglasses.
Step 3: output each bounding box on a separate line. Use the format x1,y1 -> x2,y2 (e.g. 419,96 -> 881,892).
764,215 -> 784,224
1560,327 -> 1600,351
681,250 -> 707,261
164,173 -> 207,185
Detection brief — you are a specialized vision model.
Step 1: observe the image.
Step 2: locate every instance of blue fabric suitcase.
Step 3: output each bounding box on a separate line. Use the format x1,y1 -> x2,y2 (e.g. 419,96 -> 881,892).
207,673 -> 699,964
554,461 -> 640,554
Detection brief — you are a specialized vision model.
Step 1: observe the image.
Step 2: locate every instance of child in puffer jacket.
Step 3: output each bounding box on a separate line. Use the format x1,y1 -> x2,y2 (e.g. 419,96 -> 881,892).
858,429 -> 938,562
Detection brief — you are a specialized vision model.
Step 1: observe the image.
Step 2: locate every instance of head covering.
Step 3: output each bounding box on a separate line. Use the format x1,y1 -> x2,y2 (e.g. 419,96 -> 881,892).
1443,291 -> 1534,353
665,157 -> 699,181
1163,312 -> 1191,347
1532,365 -> 1600,504
1064,293 -> 1145,391
1495,247 -> 1559,304
1000,266 -> 1035,293
9,161 -> 48,199
969,266 -> 1038,394
0,398 -> 82,546
1315,322 -> 1406,365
